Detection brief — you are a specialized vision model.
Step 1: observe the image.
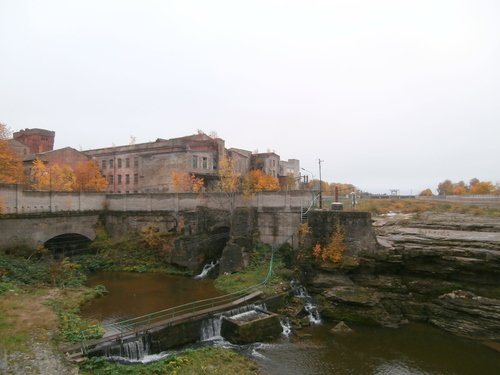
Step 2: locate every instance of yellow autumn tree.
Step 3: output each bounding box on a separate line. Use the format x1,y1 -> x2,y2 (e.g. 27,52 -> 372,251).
50,164 -> 76,191
31,159 -> 50,190
73,160 -> 108,192
218,156 -> 241,193
419,188 -> 433,196
245,169 -> 280,192
470,181 -> 496,195
215,156 -> 242,214
171,170 -> 204,193
0,123 -> 23,184
31,160 -> 76,191
313,222 -> 346,264
452,185 -> 467,195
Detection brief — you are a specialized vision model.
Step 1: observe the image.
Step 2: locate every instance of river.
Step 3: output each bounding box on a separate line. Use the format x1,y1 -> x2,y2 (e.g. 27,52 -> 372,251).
81,272 -> 500,374
80,271 -> 223,323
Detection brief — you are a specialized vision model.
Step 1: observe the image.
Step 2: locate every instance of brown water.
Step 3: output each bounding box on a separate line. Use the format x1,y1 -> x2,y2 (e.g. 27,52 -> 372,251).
81,272 -> 500,374
80,271 -> 223,323
253,323 -> 500,375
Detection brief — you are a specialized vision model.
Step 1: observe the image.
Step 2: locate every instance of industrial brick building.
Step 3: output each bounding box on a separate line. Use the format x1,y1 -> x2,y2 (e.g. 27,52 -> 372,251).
8,128 -> 301,193
83,133 -> 226,193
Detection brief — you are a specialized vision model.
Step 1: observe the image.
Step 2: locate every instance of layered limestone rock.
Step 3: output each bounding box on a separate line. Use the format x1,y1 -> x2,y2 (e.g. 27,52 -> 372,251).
305,212 -> 500,343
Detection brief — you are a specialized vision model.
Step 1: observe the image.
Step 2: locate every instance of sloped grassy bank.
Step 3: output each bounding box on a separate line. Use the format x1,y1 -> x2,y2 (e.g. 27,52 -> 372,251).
0,231 -> 279,374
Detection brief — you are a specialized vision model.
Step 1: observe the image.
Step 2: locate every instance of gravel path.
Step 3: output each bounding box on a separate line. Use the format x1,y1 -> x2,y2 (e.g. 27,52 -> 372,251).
1,339 -> 78,375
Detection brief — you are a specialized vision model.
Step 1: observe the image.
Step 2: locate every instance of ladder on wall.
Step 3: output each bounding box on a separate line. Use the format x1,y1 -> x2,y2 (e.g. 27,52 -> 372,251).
300,192 -> 320,223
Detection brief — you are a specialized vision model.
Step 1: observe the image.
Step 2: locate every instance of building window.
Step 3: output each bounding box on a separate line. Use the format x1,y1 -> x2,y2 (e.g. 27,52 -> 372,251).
109,159 -> 114,168
134,174 -> 138,184
202,157 -> 208,169
117,158 -> 122,168
213,158 -> 217,170
126,174 -> 130,185
272,159 -> 276,167
102,160 -> 107,169
108,175 -> 114,184
134,157 -> 139,167
117,175 -> 122,184
125,158 -> 130,168
192,155 -> 198,168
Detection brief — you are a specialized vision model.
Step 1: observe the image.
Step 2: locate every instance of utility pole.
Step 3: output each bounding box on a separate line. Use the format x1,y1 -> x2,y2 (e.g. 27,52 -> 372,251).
318,158 -> 323,209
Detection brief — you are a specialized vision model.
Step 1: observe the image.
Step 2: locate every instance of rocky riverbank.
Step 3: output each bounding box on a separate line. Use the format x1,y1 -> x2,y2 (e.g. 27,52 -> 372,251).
304,212 -> 500,345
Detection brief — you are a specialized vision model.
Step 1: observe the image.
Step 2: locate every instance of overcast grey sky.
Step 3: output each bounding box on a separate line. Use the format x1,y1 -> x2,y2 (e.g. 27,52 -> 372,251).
1,0 -> 499,194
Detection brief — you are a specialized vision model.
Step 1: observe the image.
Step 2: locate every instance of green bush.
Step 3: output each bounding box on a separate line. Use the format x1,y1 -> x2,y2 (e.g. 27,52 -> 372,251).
57,310 -> 104,343
0,255 -> 86,288
80,354 -> 185,374
0,281 -> 17,294
0,255 -> 50,284
93,284 -> 108,297
72,254 -> 115,272
80,347 -> 258,375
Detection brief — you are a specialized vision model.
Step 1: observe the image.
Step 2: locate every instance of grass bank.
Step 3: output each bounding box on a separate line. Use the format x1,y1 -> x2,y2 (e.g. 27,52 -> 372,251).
80,347 -> 260,375
214,243 -> 291,296
0,233 -> 267,374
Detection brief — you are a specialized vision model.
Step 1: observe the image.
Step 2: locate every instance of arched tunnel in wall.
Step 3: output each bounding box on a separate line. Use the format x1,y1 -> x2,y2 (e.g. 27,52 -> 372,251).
44,233 -> 92,258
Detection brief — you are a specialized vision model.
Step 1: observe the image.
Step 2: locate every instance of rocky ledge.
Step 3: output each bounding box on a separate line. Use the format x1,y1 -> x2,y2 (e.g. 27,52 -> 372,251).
305,212 -> 500,344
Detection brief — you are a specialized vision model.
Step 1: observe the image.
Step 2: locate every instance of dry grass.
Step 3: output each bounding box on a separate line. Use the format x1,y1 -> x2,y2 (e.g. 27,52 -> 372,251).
355,199 -> 500,217
0,287 -> 59,352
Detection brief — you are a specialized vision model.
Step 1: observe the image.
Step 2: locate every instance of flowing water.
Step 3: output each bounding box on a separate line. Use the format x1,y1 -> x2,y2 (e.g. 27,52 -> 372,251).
290,279 -> 321,325
253,322 -> 500,375
81,272 -> 500,373
194,260 -> 219,279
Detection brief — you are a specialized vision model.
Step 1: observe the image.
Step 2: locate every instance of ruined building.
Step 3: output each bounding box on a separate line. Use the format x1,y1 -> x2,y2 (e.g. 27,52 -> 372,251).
83,133 -> 226,193
8,128 -> 301,193
7,128 -> 90,178
12,128 -> 55,154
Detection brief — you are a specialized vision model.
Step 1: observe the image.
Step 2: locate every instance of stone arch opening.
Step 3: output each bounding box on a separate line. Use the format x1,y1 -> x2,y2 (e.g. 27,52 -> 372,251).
44,233 -> 92,258
210,225 -> 231,257
193,225 -> 230,277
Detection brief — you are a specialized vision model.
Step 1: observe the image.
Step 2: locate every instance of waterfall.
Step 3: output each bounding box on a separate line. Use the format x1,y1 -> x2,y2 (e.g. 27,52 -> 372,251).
122,339 -> 145,360
290,280 -> 321,325
199,303 -> 267,341
200,315 -> 223,341
105,335 -> 149,361
280,317 -> 292,337
194,260 -> 219,279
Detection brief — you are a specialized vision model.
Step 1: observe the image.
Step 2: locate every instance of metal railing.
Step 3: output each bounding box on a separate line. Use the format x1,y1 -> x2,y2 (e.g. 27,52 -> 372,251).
78,245 -> 276,352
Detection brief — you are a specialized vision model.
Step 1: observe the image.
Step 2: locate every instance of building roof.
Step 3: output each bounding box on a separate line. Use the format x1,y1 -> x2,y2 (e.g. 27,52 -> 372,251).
6,139 -> 28,149
23,147 -> 86,162
251,152 -> 280,158
13,128 -> 55,137
83,133 -> 222,156
228,147 -> 252,157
